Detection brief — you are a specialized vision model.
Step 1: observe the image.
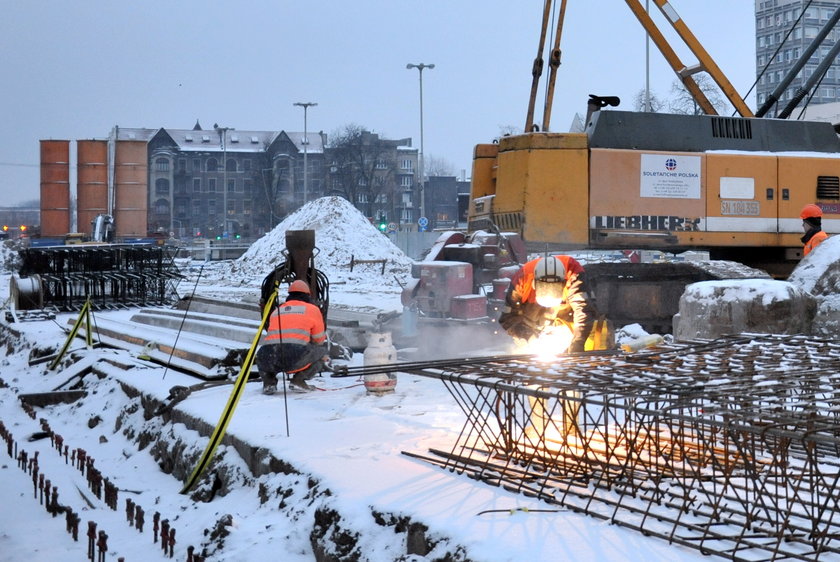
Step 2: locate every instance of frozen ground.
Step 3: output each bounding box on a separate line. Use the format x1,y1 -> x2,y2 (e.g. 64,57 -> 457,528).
1,198 -> 837,561
0,205 -> 700,561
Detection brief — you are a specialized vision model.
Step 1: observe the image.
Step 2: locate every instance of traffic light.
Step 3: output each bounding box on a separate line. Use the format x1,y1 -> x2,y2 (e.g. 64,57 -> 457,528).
378,214 -> 387,232
2,225 -> 7,231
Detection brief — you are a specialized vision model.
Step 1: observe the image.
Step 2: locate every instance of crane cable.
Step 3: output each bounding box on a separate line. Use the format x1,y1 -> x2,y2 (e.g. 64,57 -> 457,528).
739,0 -> 813,116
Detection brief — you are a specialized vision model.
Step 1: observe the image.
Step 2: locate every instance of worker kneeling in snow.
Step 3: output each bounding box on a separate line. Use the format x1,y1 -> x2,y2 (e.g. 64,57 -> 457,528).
256,279 -> 329,393
498,255 -> 596,353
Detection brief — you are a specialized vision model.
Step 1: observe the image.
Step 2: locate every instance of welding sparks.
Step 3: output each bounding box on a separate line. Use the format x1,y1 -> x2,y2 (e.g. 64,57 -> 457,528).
513,325 -> 574,360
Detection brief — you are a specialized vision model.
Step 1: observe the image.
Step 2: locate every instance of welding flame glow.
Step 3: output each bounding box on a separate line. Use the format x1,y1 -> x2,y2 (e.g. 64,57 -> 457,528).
513,325 -> 574,361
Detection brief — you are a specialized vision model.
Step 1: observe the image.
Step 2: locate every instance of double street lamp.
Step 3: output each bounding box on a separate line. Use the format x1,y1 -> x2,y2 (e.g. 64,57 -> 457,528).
293,102 -> 318,205
406,63 -> 434,223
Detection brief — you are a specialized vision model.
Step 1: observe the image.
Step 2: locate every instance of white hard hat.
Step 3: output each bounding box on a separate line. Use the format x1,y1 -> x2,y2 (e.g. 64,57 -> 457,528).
533,256 -> 565,282
534,257 -> 566,307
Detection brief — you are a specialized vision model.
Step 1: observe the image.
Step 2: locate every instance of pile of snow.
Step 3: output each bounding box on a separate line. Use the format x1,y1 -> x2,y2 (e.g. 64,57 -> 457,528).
788,235 -> 840,296
235,196 -> 413,278
788,236 -> 840,337
190,197 -> 415,309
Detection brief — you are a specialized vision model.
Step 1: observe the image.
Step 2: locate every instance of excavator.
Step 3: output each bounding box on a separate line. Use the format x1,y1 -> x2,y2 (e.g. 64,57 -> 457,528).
408,0 -> 840,333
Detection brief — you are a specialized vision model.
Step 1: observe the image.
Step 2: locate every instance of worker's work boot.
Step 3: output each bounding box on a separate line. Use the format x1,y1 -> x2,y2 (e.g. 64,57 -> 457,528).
261,372 -> 278,395
289,373 -> 312,392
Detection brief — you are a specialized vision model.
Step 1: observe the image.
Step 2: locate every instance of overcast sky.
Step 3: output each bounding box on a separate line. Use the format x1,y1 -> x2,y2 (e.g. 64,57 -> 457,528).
0,1 -> 756,207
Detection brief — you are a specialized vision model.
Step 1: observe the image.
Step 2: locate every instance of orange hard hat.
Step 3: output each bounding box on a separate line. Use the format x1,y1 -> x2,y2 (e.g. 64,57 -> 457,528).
800,204 -> 823,219
289,279 -> 311,294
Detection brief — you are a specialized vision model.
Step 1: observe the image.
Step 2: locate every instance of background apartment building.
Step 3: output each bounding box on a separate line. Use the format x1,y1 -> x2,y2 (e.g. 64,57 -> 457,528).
755,0 -> 840,113
40,123 -> 425,239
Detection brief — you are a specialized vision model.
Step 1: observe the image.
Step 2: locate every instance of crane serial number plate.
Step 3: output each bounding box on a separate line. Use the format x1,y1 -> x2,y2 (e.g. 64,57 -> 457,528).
720,200 -> 760,216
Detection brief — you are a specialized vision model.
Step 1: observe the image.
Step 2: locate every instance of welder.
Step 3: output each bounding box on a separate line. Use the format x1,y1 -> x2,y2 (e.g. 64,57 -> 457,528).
256,279 -> 328,393
497,255 -> 596,353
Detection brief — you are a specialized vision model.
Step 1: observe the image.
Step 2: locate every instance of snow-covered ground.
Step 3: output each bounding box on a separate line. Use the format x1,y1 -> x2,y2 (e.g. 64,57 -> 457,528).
1,197 -> 837,561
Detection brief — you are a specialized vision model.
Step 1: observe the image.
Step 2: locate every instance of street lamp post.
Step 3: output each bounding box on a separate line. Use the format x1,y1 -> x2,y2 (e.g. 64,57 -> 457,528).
406,62 -> 434,224
293,102 -> 317,206
214,124 -> 234,236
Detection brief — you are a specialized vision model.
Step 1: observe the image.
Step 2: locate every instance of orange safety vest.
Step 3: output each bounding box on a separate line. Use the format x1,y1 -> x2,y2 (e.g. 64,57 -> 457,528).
804,230 -> 828,256
510,255 -> 584,305
264,299 -> 326,346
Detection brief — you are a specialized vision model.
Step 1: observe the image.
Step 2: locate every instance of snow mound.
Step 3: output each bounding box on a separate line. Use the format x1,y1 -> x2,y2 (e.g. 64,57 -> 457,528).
788,235 -> 840,296
222,196 -> 414,293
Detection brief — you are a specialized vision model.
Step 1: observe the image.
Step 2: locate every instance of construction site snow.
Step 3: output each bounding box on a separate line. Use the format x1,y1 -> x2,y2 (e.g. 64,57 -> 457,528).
188,196 -> 414,314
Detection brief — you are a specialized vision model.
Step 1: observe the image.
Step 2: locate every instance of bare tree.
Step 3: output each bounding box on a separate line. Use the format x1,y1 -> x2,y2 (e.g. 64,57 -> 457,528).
667,75 -> 729,115
327,124 -> 397,219
425,155 -> 456,177
632,88 -> 666,112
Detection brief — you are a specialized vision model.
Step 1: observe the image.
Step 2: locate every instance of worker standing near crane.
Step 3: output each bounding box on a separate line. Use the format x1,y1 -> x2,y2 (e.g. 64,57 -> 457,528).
498,255 -> 596,353
256,280 -> 329,393
801,204 -> 829,257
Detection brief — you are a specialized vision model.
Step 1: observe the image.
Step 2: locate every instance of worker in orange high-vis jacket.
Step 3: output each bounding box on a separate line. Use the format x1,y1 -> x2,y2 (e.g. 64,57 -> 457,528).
498,255 -> 596,353
256,279 -> 328,393
801,204 -> 829,257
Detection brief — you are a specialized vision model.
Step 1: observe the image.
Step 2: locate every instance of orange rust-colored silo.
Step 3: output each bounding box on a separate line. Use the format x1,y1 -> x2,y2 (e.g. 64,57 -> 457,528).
77,140 -> 109,235
40,140 -> 71,236
113,140 -> 148,237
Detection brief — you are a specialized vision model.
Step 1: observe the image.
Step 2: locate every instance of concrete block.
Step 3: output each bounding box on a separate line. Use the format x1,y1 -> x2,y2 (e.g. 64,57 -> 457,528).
674,279 -> 815,341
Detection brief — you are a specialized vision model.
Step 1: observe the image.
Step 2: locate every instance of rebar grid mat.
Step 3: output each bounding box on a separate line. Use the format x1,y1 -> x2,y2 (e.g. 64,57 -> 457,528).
18,245 -> 182,311
397,335 -> 840,561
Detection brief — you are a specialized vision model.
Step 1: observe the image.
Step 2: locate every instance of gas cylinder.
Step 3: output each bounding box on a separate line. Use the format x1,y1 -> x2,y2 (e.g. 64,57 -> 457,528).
363,331 -> 398,395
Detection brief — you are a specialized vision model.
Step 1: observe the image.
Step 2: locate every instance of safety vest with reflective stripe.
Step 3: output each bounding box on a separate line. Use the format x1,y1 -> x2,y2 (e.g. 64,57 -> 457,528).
804,230 -> 828,256
263,299 -> 326,346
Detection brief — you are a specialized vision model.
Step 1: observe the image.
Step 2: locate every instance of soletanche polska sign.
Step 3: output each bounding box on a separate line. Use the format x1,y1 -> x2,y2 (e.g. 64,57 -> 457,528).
640,154 -> 701,199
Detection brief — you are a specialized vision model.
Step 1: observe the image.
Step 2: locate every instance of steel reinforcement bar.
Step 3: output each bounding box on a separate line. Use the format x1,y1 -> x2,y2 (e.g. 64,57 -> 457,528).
17,245 -> 182,311
381,334 -> 840,561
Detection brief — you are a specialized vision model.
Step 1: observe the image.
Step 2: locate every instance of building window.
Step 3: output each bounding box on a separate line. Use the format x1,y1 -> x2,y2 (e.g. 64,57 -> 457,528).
400,176 -> 413,187
375,159 -> 387,169
357,193 -> 369,204
156,178 -> 169,195
401,159 -> 413,170
193,178 -> 201,192
208,199 -> 216,214
207,158 -> 218,172
178,158 -> 186,171
226,159 -> 237,172
244,179 -> 253,194
192,200 -> 201,217
402,193 -> 412,205
228,179 -> 236,193
243,159 -> 252,171
192,159 -> 201,171
227,200 -> 235,215
244,199 -> 252,215
154,198 -> 169,215
155,158 -> 169,172
208,178 -> 217,192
